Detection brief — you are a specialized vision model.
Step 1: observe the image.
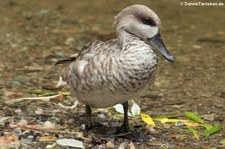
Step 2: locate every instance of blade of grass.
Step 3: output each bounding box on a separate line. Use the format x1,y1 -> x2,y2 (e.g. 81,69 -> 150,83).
154,114 -> 183,120
185,112 -> 203,123
188,128 -> 200,139
203,124 -> 222,137
203,124 -> 213,130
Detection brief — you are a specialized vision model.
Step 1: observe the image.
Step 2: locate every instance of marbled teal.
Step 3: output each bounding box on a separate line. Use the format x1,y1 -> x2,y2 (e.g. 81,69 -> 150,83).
59,4 -> 174,132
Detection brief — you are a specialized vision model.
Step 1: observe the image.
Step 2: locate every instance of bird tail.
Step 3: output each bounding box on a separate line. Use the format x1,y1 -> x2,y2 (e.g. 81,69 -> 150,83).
55,54 -> 78,65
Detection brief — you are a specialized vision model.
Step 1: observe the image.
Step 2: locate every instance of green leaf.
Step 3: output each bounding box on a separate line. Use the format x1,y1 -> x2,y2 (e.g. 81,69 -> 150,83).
29,90 -> 57,95
176,129 -> 191,133
185,112 -> 203,123
154,114 -> 182,120
188,128 -> 200,139
203,124 -> 222,137
220,139 -> 225,146
203,124 -> 213,130
0,117 -> 10,123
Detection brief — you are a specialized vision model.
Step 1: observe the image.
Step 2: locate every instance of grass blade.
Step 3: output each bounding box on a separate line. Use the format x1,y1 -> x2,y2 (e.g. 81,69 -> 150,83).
203,124 -> 222,137
188,128 -> 200,139
185,112 -> 203,123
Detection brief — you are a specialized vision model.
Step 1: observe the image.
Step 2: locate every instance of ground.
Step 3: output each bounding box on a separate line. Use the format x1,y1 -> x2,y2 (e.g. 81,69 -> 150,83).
0,0 -> 224,148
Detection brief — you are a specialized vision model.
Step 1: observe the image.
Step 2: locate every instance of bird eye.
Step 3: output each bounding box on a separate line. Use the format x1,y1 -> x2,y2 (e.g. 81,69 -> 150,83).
141,17 -> 156,26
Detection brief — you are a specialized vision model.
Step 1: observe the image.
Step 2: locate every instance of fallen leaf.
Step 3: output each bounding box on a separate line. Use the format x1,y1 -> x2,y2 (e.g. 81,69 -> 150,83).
42,121 -> 56,129
0,117 -> 10,123
114,104 -> 124,114
203,124 -> 213,130
140,114 -> 155,127
157,118 -> 201,127
58,100 -> 79,109
203,124 -> 222,137
56,76 -> 67,87
114,104 -> 132,116
17,119 -> 28,126
50,94 -> 64,101
131,102 -> 141,116
56,138 -> 85,148
183,122 -> 202,127
220,139 -> 225,146
35,108 -> 44,115
29,90 -> 56,95
5,94 -> 65,105
130,141 -> 136,149
46,143 -> 57,148
39,135 -> 57,142
185,112 -> 203,123
171,104 -> 184,109
154,114 -> 182,120
106,141 -> 114,148
11,121 -> 58,132
0,133 -> 20,149
202,114 -> 215,121
188,128 -> 200,139
118,141 -> 128,149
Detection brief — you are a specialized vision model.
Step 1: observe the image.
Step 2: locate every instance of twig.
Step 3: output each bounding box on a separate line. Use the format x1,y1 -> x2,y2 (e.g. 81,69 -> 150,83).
4,94 -> 64,105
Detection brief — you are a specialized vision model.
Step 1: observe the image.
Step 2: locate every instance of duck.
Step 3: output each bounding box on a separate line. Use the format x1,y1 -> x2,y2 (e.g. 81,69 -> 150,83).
57,4 -> 174,132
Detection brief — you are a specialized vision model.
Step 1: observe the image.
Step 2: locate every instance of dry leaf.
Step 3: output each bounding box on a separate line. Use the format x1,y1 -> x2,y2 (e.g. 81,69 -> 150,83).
50,94 -> 64,101
42,121 -> 56,129
39,135 -> 57,142
130,141 -> 136,149
106,141 -> 114,148
0,133 -> 20,149
58,100 -> 79,109
118,141 -> 128,149
202,114 -> 215,121
17,119 -> 28,126
5,94 -> 64,105
171,104 -> 184,109
56,76 -> 67,87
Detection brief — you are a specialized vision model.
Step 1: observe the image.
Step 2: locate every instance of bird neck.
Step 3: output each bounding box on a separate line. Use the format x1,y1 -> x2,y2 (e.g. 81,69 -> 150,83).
117,29 -> 141,47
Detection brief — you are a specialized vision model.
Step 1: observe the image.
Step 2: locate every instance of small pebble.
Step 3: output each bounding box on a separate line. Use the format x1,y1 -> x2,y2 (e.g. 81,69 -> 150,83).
67,118 -> 75,124
81,124 -> 85,130
21,138 -> 33,145
97,113 -> 106,119
193,45 -> 202,49
35,108 -> 44,115
13,128 -> 23,136
54,51 -> 65,57
163,124 -> 171,129
27,135 -> 34,139
17,119 -> 28,126
14,108 -> 22,113
64,37 -> 75,46
175,121 -> 184,127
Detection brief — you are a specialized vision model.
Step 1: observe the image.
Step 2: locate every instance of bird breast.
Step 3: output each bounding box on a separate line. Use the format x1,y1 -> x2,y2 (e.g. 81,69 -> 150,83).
67,42 -> 157,108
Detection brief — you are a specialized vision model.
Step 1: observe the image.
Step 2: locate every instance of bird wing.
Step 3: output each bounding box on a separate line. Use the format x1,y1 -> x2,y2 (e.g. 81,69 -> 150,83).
64,39 -> 121,80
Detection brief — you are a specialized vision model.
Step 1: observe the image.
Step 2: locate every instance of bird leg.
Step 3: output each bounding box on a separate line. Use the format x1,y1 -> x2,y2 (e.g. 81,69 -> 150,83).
117,101 -> 130,133
85,105 -> 92,129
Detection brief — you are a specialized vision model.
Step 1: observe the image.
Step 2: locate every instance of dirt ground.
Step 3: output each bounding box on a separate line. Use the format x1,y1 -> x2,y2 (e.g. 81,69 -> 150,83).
0,0 -> 224,148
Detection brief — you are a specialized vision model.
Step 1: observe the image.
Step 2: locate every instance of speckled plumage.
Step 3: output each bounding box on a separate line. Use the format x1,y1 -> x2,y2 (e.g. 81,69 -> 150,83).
61,4 -> 174,131
65,37 -> 157,108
